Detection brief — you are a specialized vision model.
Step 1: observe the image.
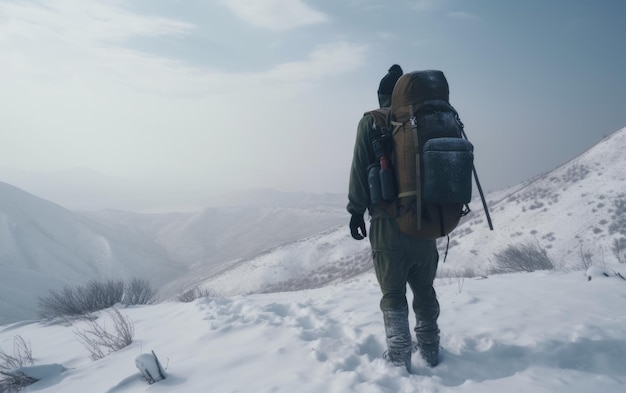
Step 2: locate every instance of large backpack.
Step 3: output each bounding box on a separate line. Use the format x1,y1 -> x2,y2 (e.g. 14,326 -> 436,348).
368,70 -> 493,239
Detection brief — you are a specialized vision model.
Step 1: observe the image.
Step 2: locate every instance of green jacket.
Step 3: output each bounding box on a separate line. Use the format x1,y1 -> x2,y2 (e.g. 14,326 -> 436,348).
347,94 -> 392,218
347,112 -> 376,217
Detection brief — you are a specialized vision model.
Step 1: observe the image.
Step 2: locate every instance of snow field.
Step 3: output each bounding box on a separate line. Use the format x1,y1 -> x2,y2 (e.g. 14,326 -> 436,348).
1,267 -> 625,392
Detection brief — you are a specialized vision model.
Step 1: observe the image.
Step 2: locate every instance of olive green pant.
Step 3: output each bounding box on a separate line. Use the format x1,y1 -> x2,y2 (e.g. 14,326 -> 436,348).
369,217 -> 440,335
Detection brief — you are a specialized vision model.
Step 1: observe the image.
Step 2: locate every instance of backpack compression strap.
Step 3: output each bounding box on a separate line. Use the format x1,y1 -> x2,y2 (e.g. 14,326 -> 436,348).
407,104 -> 422,230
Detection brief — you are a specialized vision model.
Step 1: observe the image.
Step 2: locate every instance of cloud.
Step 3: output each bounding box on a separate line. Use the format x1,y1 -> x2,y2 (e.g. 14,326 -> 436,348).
0,0 -> 193,43
410,0 -> 437,12
345,0 -> 386,12
261,41 -> 367,83
448,11 -> 480,21
73,40 -> 367,98
0,1 -> 364,97
377,31 -> 396,40
0,0 -> 193,82
218,0 -> 329,31
0,0 -> 368,195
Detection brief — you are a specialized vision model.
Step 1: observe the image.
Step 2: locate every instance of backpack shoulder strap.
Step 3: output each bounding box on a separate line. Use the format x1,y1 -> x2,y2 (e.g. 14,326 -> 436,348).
364,108 -> 390,132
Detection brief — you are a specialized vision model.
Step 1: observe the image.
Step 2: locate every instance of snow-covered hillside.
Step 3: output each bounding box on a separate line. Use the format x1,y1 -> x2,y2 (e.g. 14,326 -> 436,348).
0,184 -> 347,324
0,182 -> 180,325
203,225 -> 371,296
147,205 -> 344,269
85,204 -> 348,296
442,126 -> 626,271
1,267 -> 624,392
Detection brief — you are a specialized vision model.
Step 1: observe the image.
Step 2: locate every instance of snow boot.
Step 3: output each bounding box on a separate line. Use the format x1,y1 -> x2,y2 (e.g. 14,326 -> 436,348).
415,333 -> 440,367
382,309 -> 413,372
414,317 -> 440,367
383,348 -> 412,372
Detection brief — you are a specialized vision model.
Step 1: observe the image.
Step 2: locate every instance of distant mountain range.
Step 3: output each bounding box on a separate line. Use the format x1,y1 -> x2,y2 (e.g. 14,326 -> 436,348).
0,181 -> 180,324
1,125 -> 625,325
84,202 -> 349,296
0,183 -> 347,325
0,167 -> 348,213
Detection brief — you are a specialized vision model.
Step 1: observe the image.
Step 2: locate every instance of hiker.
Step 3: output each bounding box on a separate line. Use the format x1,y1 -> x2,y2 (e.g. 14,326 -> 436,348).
347,65 -> 441,371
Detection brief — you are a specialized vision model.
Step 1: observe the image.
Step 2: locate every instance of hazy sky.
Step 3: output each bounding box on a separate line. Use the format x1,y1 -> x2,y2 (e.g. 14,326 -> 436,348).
1,0 -> 625,210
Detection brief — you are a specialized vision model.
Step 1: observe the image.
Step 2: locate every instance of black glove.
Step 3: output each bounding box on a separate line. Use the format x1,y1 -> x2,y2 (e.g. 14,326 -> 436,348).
349,214 -> 367,240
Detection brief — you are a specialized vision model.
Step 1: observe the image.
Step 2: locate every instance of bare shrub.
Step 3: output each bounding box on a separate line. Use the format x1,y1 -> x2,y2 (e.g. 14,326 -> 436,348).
38,287 -> 83,320
608,196 -> 626,236
438,267 -> 475,280
0,336 -> 35,393
39,278 -> 158,320
38,280 -> 123,320
77,280 -> 125,312
612,238 -> 626,264
176,287 -> 214,303
574,244 -> 594,271
492,241 -> 555,273
74,308 -> 135,360
123,279 -> 158,305
0,336 -> 33,371
437,267 -> 484,294
571,245 -> 606,272
0,370 -> 38,392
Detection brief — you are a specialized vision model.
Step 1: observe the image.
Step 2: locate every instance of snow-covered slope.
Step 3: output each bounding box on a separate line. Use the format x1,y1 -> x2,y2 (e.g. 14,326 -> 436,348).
1,267 -> 624,392
201,225 -> 371,296
442,126 -> 626,271
86,204 -> 348,296
0,182 -> 180,325
0,184 -> 347,324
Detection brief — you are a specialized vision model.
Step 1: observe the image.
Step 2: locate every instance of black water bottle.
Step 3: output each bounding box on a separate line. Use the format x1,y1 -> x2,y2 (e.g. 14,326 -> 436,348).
368,163 -> 383,204
379,155 -> 396,201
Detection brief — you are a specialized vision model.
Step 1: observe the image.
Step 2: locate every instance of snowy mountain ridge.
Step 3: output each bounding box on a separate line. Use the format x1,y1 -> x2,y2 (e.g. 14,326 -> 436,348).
440,125 -> 626,271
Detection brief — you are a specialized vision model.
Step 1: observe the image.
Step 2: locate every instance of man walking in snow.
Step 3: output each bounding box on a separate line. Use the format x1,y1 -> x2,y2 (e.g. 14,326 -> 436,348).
347,64 -> 441,371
